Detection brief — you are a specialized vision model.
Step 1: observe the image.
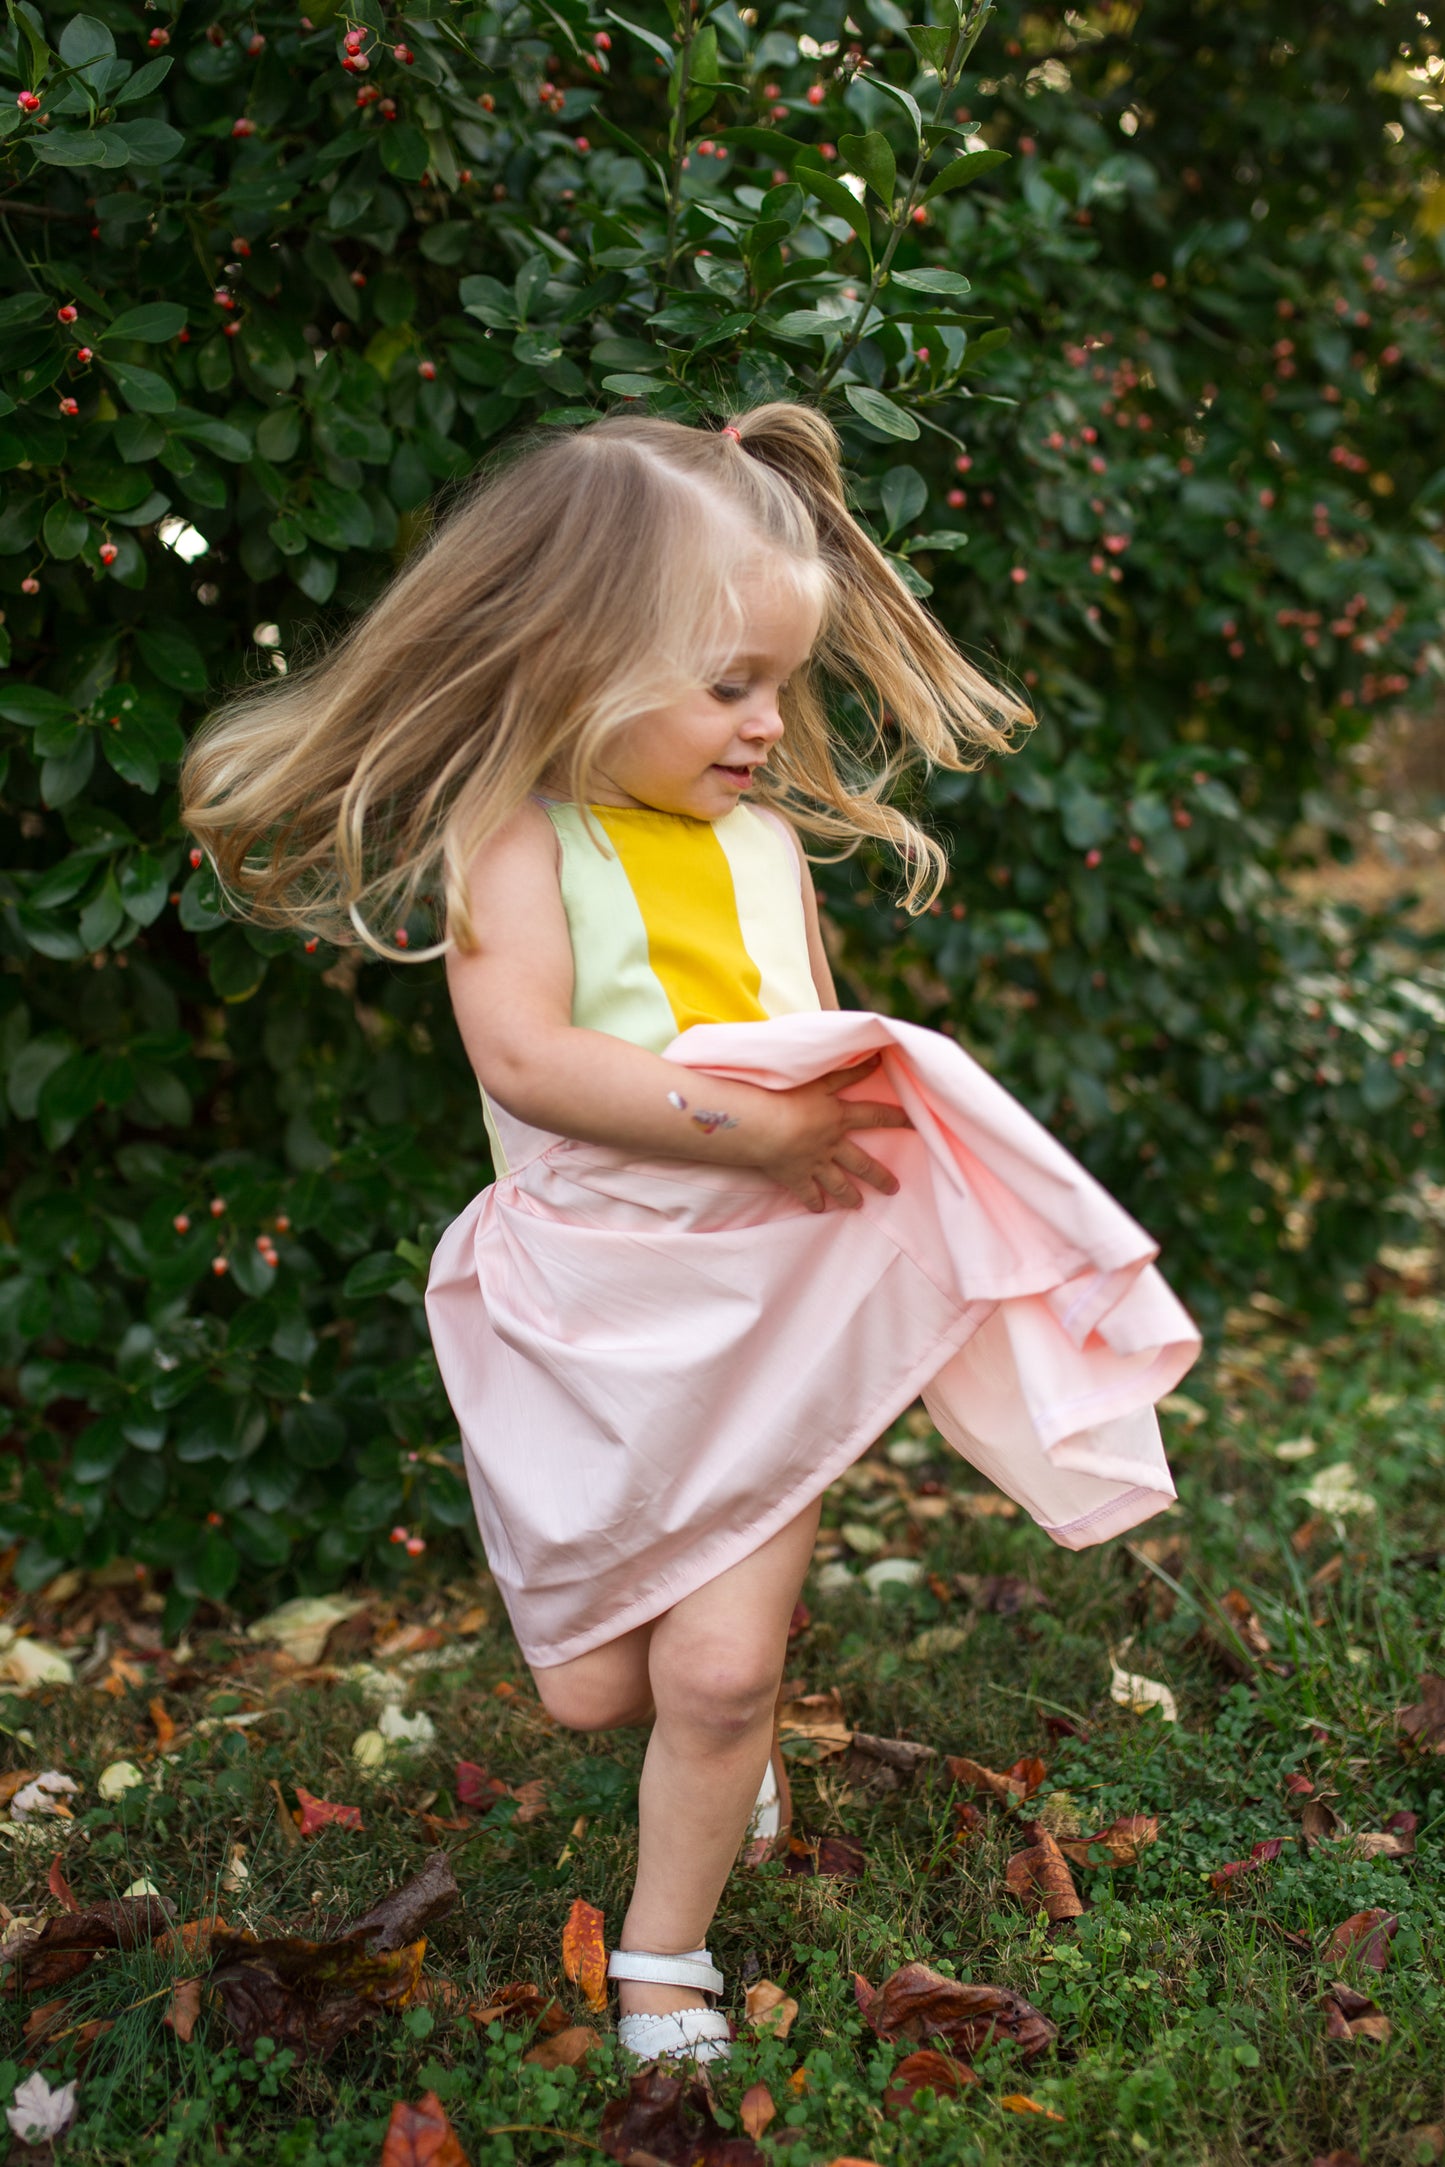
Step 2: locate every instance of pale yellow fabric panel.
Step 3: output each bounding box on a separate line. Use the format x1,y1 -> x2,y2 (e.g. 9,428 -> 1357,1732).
713,806 -> 822,1021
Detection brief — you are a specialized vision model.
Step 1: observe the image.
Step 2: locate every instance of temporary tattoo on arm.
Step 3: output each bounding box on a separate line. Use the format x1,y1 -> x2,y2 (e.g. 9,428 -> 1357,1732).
666,1087 -> 738,1136
690,1107 -> 739,1135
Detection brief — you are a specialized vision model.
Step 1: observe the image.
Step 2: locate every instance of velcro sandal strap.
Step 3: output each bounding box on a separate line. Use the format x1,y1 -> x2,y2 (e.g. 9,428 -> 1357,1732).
606,1947 -> 725,1996
616,2007 -> 733,2063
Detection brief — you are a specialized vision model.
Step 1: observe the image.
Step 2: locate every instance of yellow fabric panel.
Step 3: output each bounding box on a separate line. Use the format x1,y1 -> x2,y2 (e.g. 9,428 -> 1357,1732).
590,806 -> 769,1034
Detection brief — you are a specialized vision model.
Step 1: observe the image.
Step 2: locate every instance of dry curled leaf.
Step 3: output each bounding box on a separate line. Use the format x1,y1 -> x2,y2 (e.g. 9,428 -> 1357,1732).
599,2066 -> 765,2166
739,2082 -> 776,2140
1,1893 -> 175,1995
745,1980 -> 798,2038
1346,1811 -> 1417,1860
1000,2094 -> 1067,2123
379,2088 -> 472,2167
883,2048 -> 977,2117
944,1755 -> 1046,1806
209,1928 -> 424,2058
46,1855 -> 79,1913
1207,1838 -> 1284,1894
1397,1672 -> 1445,1752
1300,1798 -> 1344,1848
466,1981 -> 567,2034
149,1697 -> 177,1750
1006,1826 -> 1084,1927
164,1975 -> 204,2042
1321,1909 -> 1397,1971
561,1897 -> 607,2013
861,1960 -> 1056,2063
1320,1985 -> 1391,2043
781,1832 -> 867,1880
776,1688 -> 853,1758
1056,1814 -> 1159,1869
295,1786 -> 364,1836
455,1760 -> 510,1811
154,1916 -> 226,1962
522,2023 -> 600,2069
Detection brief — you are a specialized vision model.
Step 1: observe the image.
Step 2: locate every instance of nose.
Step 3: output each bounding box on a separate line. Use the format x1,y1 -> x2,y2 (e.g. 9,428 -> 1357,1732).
741,697 -> 785,747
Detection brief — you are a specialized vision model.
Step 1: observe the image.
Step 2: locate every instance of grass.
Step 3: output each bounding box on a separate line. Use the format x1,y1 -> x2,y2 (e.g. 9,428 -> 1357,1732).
3,1265 -> 1444,2166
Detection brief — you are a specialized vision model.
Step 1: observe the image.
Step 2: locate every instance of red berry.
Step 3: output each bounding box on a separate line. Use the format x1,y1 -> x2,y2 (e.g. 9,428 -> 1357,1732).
394,927 -> 409,947
21,576 -> 39,594
58,397 -> 79,416
247,34 -> 265,55
478,92 -> 495,110
1009,566 -> 1027,584
574,135 -> 590,152
1085,848 -> 1102,868
910,207 -> 927,225
223,321 -> 240,337
76,345 -> 93,362
595,28 -> 611,46
232,236 -> 252,256
344,27 -> 366,51
393,43 -> 413,62
206,1509 -> 224,1527
417,359 -> 436,380
190,847 -> 204,868
173,1213 -> 191,1233
350,269 -> 367,286
16,90 -> 41,112
232,116 -> 256,136
954,454 -> 972,473
806,83 -> 825,105
57,303 -> 78,324
210,1196 -> 226,1216
405,1535 -> 425,1556
1173,808 -> 1193,827
305,936 -> 319,953
212,1256 -> 229,1276
390,1525 -> 409,1544
148,26 -> 169,45
275,1214 -> 291,1232
99,541 -> 118,565
947,489 -> 965,508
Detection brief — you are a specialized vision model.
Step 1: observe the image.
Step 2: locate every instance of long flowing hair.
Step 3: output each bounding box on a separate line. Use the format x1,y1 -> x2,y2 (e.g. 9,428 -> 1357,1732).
180,401 -> 1035,955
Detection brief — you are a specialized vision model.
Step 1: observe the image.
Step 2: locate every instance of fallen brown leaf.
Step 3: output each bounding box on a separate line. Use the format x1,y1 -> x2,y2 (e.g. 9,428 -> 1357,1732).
776,1688 -> 853,1757
883,2047 -> 977,2117
21,1997 -> 69,2047
1056,1814 -> 1159,1869
999,2094 -> 1067,2123
47,1855 -> 79,1912
599,2066 -> 765,2166
954,1573 -> 1050,1615
208,1928 -> 425,2058
1320,1985 -> 1391,2043
561,1897 -> 607,2013
267,1778 -> 302,1847
739,2082 -> 776,2140
1,1893 -> 175,1995
349,1851 -> 459,1950
455,1759 -> 510,1811
374,1625 -> 448,1661
1347,1811 -> 1417,1860
945,1755 -> 1046,1806
466,1981 -> 567,2034
154,1916 -> 226,1962
745,1980 -> 798,2038
1397,1672 -> 1445,1752
951,1801 -> 987,1840
149,1697 -> 177,1750
1207,1838 -> 1284,1894
510,1778 -> 548,1825
1402,2124 -> 1444,2162
522,2023 -> 600,2069
164,1975 -> 204,2042
859,1960 -> 1056,2062
379,2088 -> 472,2167
1321,1909 -> 1397,1971
0,1769 -> 38,1811
1283,1772 -> 1314,1797
1300,1798 -> 1344,1848
1038,1711 -> 1090,1743
1006,1825 -> 1084,1927
844,1734 -> 937,1795
295,1786 -> 364,1837
780,1833 -> 867,1880
1311,2153 -> 1364,2167
1217,1589 -> 1273,1658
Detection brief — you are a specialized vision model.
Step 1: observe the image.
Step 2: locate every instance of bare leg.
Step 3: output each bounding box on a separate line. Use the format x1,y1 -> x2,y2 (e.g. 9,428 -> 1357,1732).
530,1498 -> 821,2022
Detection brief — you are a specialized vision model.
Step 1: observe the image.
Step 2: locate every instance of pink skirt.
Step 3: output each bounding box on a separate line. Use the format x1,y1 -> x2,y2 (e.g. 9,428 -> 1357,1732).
425,1011 -> 1201,1668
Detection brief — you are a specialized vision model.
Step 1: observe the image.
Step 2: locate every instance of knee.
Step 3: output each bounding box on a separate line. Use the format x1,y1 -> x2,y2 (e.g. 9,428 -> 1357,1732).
533,1673 -> 654,1733
651,1645 -> 782,1742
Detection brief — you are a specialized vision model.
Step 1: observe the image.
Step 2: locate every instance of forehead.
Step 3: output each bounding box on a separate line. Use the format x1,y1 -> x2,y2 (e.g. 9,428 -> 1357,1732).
729,562 -> 824,668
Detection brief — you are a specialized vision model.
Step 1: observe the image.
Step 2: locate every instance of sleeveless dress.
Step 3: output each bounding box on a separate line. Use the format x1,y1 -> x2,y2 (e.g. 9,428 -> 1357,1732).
425,798 -> 1200,1670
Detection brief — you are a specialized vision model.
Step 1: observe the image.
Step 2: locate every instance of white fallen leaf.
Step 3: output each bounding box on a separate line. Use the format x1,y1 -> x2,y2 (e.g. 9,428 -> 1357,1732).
122,1877 -> 161,1898
1273,1436 -> 1317,1461
840,1520 -> 887,1556
9,1772 -> 80,1822
245,1594 -> 367,1667
862,1558 -> 925,1594
1298,1463 -> 1376,1518
337,1662 -> 409,1705
0,1628 -> 75,1693
352,1728 -> 390,1768
885,1437 -> 935,1468
813,1562 -> 856,1594
1109,1656 -> 1178,1725
378,1702 -> 435,1749
907,1625 -> 971,1660
1158,1392 -> 1208,1429
98,1760 -> 145,1800
7,2071 -> 79,2144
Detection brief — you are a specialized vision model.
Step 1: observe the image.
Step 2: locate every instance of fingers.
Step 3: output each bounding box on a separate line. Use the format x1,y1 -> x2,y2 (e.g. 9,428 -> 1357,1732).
816,1166 -> 863,1209
821,1051 -> 883,1094
835,1143 -> 899,1196
839,1098 -> 913,1132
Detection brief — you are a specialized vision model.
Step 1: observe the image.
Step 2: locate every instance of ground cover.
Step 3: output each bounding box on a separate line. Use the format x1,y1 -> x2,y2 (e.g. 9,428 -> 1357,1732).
2,1258 -> 1443,2167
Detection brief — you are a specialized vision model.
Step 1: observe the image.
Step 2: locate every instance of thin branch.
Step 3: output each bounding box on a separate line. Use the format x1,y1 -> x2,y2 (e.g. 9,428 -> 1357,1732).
0,196 -> 91,222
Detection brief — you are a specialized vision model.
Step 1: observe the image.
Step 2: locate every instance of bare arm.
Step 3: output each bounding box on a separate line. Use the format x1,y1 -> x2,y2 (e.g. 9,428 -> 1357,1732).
444,802 -> 908,1211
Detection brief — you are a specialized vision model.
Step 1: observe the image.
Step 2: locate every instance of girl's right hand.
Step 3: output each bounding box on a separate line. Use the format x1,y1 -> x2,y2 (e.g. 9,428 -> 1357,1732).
753,1051 -> 913,1213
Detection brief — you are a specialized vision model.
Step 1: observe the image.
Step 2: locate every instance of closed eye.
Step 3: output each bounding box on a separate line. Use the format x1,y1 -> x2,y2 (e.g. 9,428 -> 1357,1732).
709,682 -> 749,703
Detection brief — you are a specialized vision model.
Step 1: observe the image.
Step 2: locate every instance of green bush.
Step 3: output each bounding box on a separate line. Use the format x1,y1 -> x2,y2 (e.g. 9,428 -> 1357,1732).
2,0 -> 1442,1624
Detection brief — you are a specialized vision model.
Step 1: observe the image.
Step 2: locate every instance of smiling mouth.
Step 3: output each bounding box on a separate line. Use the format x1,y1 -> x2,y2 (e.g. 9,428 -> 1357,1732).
713,763 -> 757,783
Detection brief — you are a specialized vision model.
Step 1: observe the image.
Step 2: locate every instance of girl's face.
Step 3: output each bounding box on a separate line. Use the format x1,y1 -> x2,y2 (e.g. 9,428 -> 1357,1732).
589,568 -> 822,821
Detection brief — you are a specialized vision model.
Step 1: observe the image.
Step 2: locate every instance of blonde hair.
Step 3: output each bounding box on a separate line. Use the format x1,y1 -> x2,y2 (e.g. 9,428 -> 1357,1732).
181,401 -> 1034,956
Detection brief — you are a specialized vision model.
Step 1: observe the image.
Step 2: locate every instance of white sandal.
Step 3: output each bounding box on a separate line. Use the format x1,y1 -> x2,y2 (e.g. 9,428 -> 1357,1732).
607,1947 -> 733,2065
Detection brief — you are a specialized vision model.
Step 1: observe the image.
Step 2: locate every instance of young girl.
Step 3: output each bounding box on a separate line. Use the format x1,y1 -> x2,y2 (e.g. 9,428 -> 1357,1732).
182,402 -> 1200,2068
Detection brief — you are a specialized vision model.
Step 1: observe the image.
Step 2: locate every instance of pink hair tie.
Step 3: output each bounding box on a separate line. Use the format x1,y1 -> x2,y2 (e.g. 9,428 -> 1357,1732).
720,424 -> 742,441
